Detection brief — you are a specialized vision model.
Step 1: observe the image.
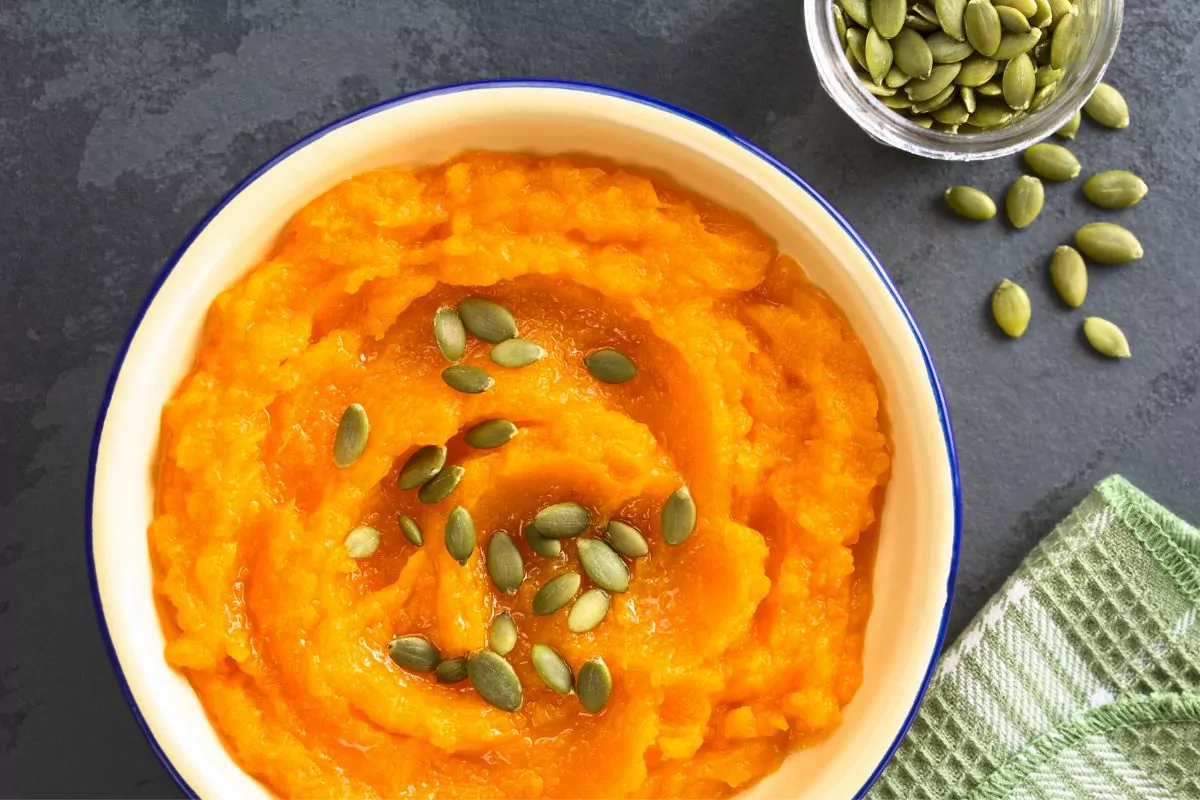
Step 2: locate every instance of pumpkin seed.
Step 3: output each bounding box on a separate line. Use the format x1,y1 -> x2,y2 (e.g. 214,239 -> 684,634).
975,81 -> 1003,97
926,32 -> 974,64
417,465 -> 465,504
993,0 -> 1038,15
840,0 -> 872,28
865,28 -> 894,84
1082,317 -> 1131,358
992,28 -> 1042,60
577,657 -> 612,713
457,297 -> 517,343
568,589 -> 612,633
1049,7 -> 1079,69
967,99 -> 1014,127
662,486 -> 697,546
911,114 -> 935,128
1023,142 -> 1080,181
1030,0 -> 1053,27
399,444 -> 447,490
584,348 -> 637,384
996,5 -> 1031,32
934,0 -> 967,40
333,404 -> 369,468
881,93 -> 914,109
910,84 -> 958,114
884,67 -> 912,88
1083,83 -> 1129,129
932,100 -> 970,125
524,521 -> 562,557
912,3 -> 940,24
577,539 -> 630,593
488,612 -> 518,655
1056,110 -> 1081,139
1074,223 -> 1143,264
859,73 -> 898,96
534,502 -> 591,539
1002,53 -> 1035,110
871,0 -> 906,37
1031,82 -> 1056,110
1047,0 -> 1072,24
433,306 -> 467,362
846,28 -> 869,71
344,525 -> 381,559
964,0 -> 1001,56
892,28 -> 933,80
604,520 -> 650,558
944,186 -> 997,220
932,122 -> 961,134
1082,170 -> 1148,209
486,531 -> 525,595
464,418 -> 518,449
833,4 -> 848,46
1035,65 -> 1063,86
442,364 -> 494,394
397,513 -> 423,547
1050,246 -> 1088,307
389,635 -> 440,672
961,86 -> 977,112
532,572 -> 582,615
905,13 -> 940,33
468,649 -> 523,711
1006,175 -> 1044,228
907,63 -> 962,101
445,506 -> 476,565
991,280 -> 1032,338
435,656 -> 469,684
955,53 -> 998,86
490,338 -> 546,368
531,644 -> 575,694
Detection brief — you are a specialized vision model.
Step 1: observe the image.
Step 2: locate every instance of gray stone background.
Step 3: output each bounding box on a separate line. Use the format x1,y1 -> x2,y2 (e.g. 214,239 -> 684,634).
1,0 -> 1197,796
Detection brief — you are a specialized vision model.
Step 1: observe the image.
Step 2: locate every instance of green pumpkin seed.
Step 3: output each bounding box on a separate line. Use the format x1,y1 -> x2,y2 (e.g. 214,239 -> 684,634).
911,114 -> 935,128
993,0 -> 1038,15
457,297 -> 517,343
604,520 -> 650,558
1050,246 -> 1088,307
944,186 -> 997,220
1047,0 -> 1072,24
1056,110 -> 1081,139
871,0 -> 906,37
397,513 -> 423,547
584,348 -> 637,384
881,93 -> 914,109
1083,83 -> 1130,129
344,525 -> 381,559
1074,223 -> 1143,264
1023,142 -> 1080,181
991,280 -> 1032,338
467,649 -> 523,711
1035,65 -> 1063,86
1006,175 -> 1044,228
833,4 -> 848,46
840,0 -> 872,28
859,74 -> 898,96
907,63 -> 962,101
442,364 -> 494,394
531,644 -> 575,694
955,53 -> 998,86
568,589 -> 612,633
534,502 -> 591,539
931,100 -> 970,124
892,29 -> 932,80
932,122 -> 961,134
662,486 -> 697,546
934,0 -> 967,40
846,28 -> 869,71
1002,53 -> 1035,110
389,635 -> 440,673
445,506 -> 476,565
1049,7 -> 1079,69
964,0 -> 1001,56
1031,82 -> 1056,110
435,656 -> 469,684
417,465 -> 465,504
532,572 -> 582,616
577,657 -> 612,713
524,521 -> 562,557
433,306 -> 467,362
488,612 -> 518,655
333,404 -> 369,468
1082,170 -> 1148,209
865,28 -> 894,84
1082,317 -> 1131,358
1030,0 -> 1053,27
925,33 -> 974,64
910,84 -> 957,114
577,539 -> 630,593
884,68 -> 912,89
486,531 -> 525,595
464,418 -> 518,449
399,444 -> 447,490
967,99 -> 1014,127
489,338 -> 546,368
906,13 -> 941,32
912,2 -> 940,24
996,5 -> 1031,32
992,28 -> 1042,60
961,85 -> 977,113
975,81 -> 1003,97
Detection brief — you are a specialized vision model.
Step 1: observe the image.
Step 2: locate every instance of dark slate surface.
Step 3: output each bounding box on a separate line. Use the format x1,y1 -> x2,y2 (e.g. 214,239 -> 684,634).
1,0 -> 1197,796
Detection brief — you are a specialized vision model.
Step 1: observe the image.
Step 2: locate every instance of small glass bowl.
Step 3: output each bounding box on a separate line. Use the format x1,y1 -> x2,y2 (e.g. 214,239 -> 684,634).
804,0 -> 1124,160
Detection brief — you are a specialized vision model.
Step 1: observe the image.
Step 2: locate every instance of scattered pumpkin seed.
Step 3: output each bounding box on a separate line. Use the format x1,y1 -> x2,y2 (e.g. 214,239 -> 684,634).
344,525 -> 381,559
892,28 -> 933,80
926,33 -> 974,64
577,657 -> 612,713
840,0 -> 872,28
604,520 -> 650,558
577,539 -> 630,593
662,486 -> 697,546
1048,7 -> 1078,69
945,186 -> 997,220
531,644 -> 575,694
1083,83 -> 1130,129
464,418 -> 519,449
865,28 -> 894,84
457,297 -> 518,343
433,306 -> 467,362
488,612 -> 518,656
397,513 -> 423,547
583,348 -> 637,384
1002,53 -> 1035,110
1082,170 -> 1148,209
568,589 -> 612,633
992,279 -> 1032,338
934,0 -> 967,40
333,404 -> 369,468
417,465 -> 465,504
1056,110 -> 1082,139
532,572 -> 582,615
445,506 -> 476,565
1006,175 -> 1044,228
524,521 -> 562,557
398,444 -> 447,490
534,502 -> 591,539
964,0 -> 1001,56
1074,223 -> 1143,264
996,5 -> 1031,33
435,656 -> 469,684
1050,245 -> 1088,307
486,531 -> 525,595
442,364 -> 494,394
468,649 -> 523,711
955,53 -> 998,86
1023,142 -> 1080,181
910,84 -> 958,114
1082,317 -> 1131,358
991,28 -> 1041,60
389,635 -> 440,673
489,338 -> 546,368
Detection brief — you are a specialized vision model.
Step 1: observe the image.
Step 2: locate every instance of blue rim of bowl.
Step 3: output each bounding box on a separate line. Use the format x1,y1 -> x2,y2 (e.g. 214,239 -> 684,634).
85,77 -> 962,799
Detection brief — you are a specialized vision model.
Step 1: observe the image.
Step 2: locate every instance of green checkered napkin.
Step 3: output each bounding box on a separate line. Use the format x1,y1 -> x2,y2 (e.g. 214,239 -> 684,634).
871,475 -> 1200,800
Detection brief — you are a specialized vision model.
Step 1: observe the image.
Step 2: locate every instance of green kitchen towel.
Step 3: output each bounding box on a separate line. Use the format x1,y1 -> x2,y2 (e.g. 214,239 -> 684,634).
870,476 -> 1200,800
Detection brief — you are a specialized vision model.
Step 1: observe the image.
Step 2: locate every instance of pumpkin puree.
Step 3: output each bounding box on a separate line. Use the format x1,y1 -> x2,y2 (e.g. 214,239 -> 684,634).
151,153 -> 890,798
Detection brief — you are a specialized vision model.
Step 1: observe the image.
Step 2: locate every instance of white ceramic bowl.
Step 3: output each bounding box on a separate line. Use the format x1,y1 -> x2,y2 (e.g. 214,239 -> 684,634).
87,80 -> 961,799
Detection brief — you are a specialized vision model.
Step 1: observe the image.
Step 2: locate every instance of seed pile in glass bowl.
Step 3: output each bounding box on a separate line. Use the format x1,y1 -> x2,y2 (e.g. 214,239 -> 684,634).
834,0 -> 1084,132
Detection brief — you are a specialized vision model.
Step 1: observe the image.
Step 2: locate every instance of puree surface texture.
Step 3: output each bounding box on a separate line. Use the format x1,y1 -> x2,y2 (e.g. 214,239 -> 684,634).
150,153 -> 891,798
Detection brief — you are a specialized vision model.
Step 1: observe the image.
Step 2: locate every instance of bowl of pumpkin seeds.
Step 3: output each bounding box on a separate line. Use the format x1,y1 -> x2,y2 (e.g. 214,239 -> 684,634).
805,0 -> 1123,158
